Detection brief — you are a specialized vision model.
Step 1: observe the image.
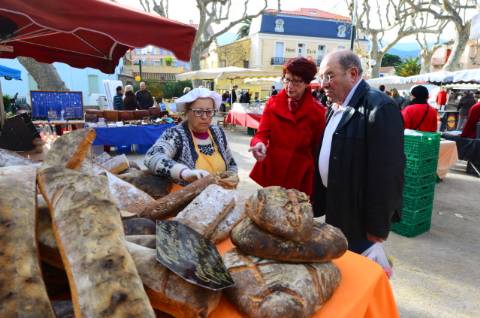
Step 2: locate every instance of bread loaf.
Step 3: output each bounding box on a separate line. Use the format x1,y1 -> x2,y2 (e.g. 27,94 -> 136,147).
37,166 -> 155,318
126,234 -> 156,249
104,171 -> 156,215
127,242 -> 222,318
118,169 -> 172,199
0,148 -> 36,167
223,249 -> 341,318
210,194 -> 247,243
0,165 -> 56,318
99,154 -> 130,174
246,186 -> 313,242
175,184 -> 235,237
123,217 -> 156,235
43,129 -> 96,169
231,217 -> 347,262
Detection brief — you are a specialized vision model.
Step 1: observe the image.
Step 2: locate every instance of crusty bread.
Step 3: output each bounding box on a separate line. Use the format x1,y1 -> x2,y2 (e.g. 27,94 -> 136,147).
175,184 -> 235,237
210,194 -> 247,243
231,217 -> 347,262
223,249 -> 341,318
118,169 -> 172,199
38,166 -> 155,318
0,165 -> 56,318
0,148 -> 36,167
99,154 -> 130,174
246,186 -> 313,242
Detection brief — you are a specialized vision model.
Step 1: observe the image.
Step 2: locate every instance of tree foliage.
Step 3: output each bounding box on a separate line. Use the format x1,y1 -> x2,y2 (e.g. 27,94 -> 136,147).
381,53 -> 402,67
395,57 -> 421,76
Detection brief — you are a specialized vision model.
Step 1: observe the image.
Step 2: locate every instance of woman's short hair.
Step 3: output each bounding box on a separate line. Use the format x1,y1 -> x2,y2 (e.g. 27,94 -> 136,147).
282,57 -> 317,83
124,85 -> 134,93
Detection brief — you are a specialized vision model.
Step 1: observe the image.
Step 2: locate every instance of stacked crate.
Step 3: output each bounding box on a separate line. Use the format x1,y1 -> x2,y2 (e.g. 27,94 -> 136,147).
392,131 -> 440,237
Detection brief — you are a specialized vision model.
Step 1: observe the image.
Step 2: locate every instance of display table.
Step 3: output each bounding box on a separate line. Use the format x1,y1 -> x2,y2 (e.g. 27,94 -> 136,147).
225,111 -> 262,129
211,240 -> 399,318
442,133 -> 480,176
437,140 -> 459,179
93,124 -> 175,147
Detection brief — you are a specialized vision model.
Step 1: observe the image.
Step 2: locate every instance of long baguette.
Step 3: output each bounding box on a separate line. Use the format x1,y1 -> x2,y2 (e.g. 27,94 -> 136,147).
38,166 -> 155,318
0,165 -> 55,318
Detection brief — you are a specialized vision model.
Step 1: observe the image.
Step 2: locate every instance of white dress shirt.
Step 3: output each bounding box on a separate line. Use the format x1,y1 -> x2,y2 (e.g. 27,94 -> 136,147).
319,80 -> 362,187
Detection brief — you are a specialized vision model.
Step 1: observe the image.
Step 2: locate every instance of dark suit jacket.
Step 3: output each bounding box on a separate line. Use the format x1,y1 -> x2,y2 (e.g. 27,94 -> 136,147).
313,80 -> 405,241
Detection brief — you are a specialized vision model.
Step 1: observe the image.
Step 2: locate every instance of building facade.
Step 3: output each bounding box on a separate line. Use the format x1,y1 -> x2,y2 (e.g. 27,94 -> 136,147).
248,8 -> 368,70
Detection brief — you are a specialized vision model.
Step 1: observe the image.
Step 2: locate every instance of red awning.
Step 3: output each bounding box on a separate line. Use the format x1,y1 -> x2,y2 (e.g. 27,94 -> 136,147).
0,0 -> 197,73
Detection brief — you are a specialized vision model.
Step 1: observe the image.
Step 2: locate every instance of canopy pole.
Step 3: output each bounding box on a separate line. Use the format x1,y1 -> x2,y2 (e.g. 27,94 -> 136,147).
0,81 -> 5,129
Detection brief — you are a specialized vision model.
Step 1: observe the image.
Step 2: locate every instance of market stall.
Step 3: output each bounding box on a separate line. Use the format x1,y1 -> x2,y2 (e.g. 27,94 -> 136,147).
225,103 -> 262,129
212,240 -> 399,318
437,140 -> 459,179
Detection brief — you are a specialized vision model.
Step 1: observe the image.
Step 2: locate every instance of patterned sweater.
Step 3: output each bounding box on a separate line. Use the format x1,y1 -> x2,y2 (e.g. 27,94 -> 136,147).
144,121 -> 237,185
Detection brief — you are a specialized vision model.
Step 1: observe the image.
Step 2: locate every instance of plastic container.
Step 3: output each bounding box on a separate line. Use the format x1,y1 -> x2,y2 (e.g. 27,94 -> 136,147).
401,204 -> 433,224
404,131 -> 440,161
391,219 -> 431,237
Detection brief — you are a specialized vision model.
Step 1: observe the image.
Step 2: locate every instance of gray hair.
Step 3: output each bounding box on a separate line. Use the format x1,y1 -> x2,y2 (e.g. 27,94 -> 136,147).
336,50 -> 363,75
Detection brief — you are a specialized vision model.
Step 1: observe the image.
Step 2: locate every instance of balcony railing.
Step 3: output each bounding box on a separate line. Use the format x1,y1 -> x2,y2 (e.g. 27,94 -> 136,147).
271,56 -> 323,66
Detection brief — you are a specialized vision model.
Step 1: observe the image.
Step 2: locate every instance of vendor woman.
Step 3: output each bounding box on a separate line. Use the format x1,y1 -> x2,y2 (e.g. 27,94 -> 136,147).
145,88 -> 237,188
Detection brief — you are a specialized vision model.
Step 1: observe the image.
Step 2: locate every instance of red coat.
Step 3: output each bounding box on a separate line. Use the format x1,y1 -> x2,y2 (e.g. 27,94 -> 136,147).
401,103 -> 438,132
436,90 -> 447,106
249,89 -> 326,196
461,102 -> 480,138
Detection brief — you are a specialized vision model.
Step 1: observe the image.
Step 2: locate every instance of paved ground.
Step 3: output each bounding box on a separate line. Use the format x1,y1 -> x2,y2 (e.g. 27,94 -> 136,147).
131,125 -> 480,317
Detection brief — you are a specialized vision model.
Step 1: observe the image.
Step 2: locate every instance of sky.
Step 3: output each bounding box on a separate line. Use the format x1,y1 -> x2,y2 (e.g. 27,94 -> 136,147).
118,0 -> 479,51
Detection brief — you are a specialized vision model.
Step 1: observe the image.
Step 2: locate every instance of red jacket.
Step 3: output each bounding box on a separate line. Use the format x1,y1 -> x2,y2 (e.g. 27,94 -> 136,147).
249,89 -> 326,196
461,102 -> 480,138
436,90 -> 447,106
401,103 -> 438,132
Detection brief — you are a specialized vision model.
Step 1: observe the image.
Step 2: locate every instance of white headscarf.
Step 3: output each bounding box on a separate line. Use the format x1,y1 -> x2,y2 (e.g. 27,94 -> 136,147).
175,88 -> 222,112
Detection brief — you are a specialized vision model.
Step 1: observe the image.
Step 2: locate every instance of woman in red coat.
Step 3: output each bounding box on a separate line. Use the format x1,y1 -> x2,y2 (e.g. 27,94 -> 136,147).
249,57 -> 326,196
402,85 -> 438,132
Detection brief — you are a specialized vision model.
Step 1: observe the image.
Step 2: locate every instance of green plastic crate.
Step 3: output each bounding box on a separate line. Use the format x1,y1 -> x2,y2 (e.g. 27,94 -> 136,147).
404,131 -> 440,161
405,157 -> 438,176
403,192 -> 435,211
392,219 -> 431,237
401,204 -> 433,224
404,173 -> 436,187
403,182 -> 436,197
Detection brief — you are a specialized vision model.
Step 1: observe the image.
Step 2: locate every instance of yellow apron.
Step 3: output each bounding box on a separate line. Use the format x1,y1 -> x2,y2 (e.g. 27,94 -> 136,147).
170,131 -> 226,192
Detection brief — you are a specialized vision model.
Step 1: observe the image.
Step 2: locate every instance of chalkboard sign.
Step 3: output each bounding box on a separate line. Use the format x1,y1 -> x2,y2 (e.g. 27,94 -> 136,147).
31,91 -> 83,120
156,220 -> 235,291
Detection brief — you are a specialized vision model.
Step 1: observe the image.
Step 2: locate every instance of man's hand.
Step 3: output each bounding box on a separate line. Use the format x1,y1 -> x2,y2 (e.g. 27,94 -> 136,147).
248,142 -> 267,161
367,232 -> 386,243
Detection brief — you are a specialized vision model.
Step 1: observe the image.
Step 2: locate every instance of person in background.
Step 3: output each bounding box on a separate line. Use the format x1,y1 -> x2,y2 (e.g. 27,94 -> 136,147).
436,86 -> 448,110
231,85 -> 238,103
123,85 -> 138,110
315,49 -> 404,254
135,81 -> 154,109
401,85 -> 438,132
390,88 -> 406,109
249,57 -> 326,196
379,84 -> 386,93
145,88 -> 237,190
461,101 -> 480,138
271,85 -> 278,96
457,91 -> 476,129
113,86 -> 124,110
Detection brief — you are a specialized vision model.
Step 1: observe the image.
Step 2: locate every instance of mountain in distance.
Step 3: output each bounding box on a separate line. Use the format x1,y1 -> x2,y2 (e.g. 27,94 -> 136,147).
388,42 -> 421,59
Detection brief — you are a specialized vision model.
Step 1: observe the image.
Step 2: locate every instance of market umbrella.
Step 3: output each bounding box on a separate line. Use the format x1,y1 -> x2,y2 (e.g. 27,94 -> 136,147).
0,0 -> 197,73
0,64 -> 21,127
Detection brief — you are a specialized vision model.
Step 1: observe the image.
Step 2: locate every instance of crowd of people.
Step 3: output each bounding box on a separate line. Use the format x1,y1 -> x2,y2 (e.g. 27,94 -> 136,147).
145,50 -> 405,259
113,81 -> 155,111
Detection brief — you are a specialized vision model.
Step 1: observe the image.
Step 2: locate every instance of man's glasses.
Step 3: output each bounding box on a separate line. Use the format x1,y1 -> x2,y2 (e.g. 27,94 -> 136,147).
190,109 -> 216,117
282,77 -> 304,86
317,73 -> 335,83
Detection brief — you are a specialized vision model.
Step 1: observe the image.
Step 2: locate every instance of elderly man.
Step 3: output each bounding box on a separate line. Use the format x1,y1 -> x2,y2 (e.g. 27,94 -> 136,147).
314,50 -> 405,254
135,81 -> 154,109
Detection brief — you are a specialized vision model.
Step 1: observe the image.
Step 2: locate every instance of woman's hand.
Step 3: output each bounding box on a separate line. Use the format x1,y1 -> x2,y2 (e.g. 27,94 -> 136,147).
180,169 -> 210,182
249,142 -> 267,161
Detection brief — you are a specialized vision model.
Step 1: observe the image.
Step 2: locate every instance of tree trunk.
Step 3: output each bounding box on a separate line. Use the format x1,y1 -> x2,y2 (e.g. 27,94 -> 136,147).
190,44 -> 203,87
443,22 -> 471,71
17,57 -> 68,90
420,49 -> 433,73
368,33 -> 381,78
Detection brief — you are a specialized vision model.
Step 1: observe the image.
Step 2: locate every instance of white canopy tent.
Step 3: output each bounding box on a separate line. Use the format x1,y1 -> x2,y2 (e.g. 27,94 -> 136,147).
175,67 -> 280,81
452,68 -> 480,83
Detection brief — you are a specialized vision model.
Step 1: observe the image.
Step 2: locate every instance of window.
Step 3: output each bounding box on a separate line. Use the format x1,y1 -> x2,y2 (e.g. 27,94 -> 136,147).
275,19 -> 284,32
297,43 -> 305,57
220,60 -> 226,67
88,75 -> 99,95
275,42 -> 284,58
243,60 -> 249,68
317,45 -> 326,63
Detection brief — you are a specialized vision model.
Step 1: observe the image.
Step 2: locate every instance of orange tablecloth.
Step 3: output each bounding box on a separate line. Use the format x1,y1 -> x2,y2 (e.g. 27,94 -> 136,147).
437,140 -> 458,179
225,111 -> 261,129
211,240 -> 399,318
